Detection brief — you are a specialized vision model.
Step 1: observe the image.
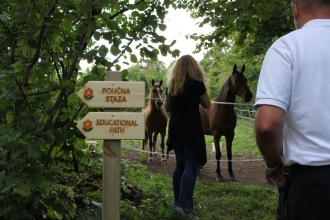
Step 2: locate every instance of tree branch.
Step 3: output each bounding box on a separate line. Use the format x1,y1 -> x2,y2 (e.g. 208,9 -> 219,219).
14,78 -> 32,113
26,5 -> 57,77
48,51 -> 62,81
25,86 -> 60,96
45,103 -> 85,164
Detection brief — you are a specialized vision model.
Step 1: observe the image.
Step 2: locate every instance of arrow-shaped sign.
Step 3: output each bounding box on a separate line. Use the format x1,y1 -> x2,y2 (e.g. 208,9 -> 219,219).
77,81 -> 145,108
76,112 -> 145,140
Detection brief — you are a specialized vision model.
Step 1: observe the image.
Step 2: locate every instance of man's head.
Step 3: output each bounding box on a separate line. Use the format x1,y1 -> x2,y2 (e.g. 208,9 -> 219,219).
291,0 -> 330,29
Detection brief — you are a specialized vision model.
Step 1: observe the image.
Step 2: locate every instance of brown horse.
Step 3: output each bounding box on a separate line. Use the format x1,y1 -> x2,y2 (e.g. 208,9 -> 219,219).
141,79 -> 168,163
199,64 -> 252,182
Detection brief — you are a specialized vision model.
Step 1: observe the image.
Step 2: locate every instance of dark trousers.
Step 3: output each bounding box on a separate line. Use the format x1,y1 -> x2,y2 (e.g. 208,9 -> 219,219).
277,164 -> 330,220
173,146 -> 199,209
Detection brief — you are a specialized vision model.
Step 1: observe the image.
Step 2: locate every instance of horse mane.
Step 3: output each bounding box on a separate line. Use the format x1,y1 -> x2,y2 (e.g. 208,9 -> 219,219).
215,76 -> 231,102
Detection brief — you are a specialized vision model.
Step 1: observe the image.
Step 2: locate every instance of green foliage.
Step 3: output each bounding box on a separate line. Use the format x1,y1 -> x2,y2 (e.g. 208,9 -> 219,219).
173,0 -> 294,56
0,0 -> 180,218
232,120 -> 260,157
125,58 -> 169,109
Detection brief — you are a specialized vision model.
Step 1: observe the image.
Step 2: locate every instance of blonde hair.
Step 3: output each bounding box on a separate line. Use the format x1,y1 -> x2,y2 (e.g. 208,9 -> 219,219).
167,55 -> 206,96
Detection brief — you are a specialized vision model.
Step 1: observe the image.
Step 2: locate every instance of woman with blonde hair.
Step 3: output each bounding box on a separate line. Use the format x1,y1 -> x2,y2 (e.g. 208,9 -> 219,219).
165,55 -> 211,219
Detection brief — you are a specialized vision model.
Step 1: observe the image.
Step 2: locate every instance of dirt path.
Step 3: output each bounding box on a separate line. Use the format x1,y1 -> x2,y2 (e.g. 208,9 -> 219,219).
122,145 -> 272,188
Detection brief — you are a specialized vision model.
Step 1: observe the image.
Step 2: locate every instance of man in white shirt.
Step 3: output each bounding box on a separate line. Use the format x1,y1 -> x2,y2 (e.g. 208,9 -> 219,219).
254,0 -> 330,219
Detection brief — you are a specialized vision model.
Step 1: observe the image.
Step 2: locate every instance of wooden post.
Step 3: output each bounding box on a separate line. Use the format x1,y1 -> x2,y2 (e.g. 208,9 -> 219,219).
103,71 -> 122,220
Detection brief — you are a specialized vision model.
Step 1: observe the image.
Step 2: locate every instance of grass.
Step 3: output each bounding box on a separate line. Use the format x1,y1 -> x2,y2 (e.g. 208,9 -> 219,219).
205,119 -> 261,157
118,119 -> 278,220
71,118 -> 275,219
120,160 -> 278,220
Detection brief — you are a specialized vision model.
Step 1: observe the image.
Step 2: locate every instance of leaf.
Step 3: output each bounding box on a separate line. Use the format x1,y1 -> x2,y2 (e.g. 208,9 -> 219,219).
80,2 -> 92,14
11,127 -> 24,141
68,93 -> 78,105
20,119 -> 35,129
60,113 -> 68,121
91,201 -> 101,207
137,2 -> 148,11
74,139 -> 86,151
164,0 -> 171,8
110,46 -> 121,56
170,40 -> 176,47
62,20 -> 72,32
6,110 -> 14,123
0,13 -> 9,20
11,148 -> 24,159
27,39 -> 37,49
34,175 -> 50,189
156,36 -> 166,43
158,24 -> 167,31
0,138 -> 6,147
103,32 -> 112,41
249,17 -> 258,29
115,64 -> 121,71
75,150 -> 86,159
0,171 -> 5,181
122,69 -> 129,78
10,61 -> 23,73
94,31 -> 101,41
131,11 -> 139,17
126,47 -> 132,53
156,6 -> 165,20
27,146 -> 39,159
83,199 -> 91,205
36,93 -> 51,102
0,98 -> 5,110
130,54 -> 138,63
152,49 -> 159,55
61,80 -> 75,90
228,15 -> 235,24
106,20 -> 119,30
13,184 -> 31,197
98,45 -> 109,58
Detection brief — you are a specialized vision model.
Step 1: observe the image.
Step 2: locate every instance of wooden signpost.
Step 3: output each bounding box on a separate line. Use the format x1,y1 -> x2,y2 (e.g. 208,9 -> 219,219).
76,72 -> 145,220
76,81 -> 145,108
76,112 -> 144,140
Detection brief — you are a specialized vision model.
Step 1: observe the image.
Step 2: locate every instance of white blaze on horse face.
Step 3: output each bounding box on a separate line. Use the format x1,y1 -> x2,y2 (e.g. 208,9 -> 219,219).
156,87 -> 162,99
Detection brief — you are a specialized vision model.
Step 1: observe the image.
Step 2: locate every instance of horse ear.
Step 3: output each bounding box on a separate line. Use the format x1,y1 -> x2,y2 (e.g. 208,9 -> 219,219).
233,64 -> 237,73
159,80 -> 163,86
241,64 -> 245,73
152,79 -> 155,86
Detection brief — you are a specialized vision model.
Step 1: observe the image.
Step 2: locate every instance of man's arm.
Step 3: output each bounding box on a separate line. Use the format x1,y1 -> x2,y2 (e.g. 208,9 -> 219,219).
254,104 -> 286,185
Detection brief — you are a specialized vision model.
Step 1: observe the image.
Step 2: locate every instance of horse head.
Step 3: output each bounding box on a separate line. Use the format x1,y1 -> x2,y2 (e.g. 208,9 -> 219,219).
151,79 -> 164,109
231,64 -> 253,102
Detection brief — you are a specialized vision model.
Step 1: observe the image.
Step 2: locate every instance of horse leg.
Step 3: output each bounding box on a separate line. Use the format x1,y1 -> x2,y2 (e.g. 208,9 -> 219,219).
152,131 -> 159,157
159,131 -> 166,164
141,128 -> 148,150
147,131 -> 153,163
214,134 -> 223,182
226,133 -> 236,181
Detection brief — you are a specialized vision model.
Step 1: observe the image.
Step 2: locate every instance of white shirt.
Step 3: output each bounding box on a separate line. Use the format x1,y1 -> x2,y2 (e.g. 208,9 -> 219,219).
255,19 -> 330,166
